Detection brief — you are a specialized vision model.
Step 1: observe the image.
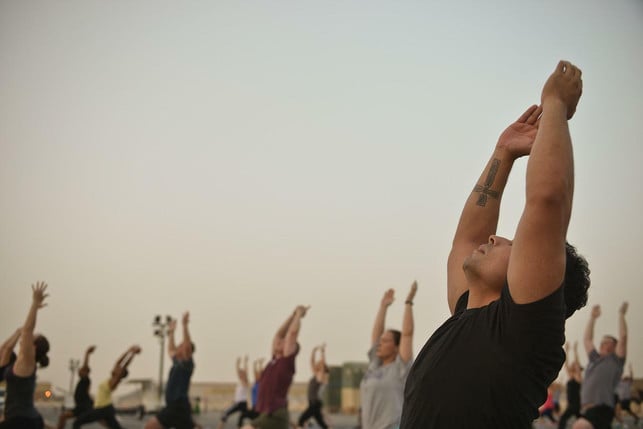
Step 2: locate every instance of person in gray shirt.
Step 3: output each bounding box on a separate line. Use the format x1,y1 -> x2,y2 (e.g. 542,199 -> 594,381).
572,302 -> 628,429
360,282 -> 416,429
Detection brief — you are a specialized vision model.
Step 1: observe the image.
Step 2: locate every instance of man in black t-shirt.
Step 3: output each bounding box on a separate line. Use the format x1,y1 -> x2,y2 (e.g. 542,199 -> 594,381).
400,61 -> 591,428
56,346 -> 96,429
145,312 -> 198,429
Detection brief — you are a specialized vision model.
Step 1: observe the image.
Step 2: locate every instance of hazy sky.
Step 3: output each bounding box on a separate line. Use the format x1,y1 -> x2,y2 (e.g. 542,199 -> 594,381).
1,1 -> 642,394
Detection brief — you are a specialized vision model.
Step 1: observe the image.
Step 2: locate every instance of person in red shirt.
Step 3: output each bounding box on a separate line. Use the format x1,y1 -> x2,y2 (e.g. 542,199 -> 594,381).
243,305 -> 309,429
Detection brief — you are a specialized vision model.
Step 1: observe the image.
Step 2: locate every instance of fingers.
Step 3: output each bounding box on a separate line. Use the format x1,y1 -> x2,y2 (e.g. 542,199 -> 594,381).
526,105 -> 542,125
517,105 -> 539,123
559,60 -> 582,82
32,281 -> 48,292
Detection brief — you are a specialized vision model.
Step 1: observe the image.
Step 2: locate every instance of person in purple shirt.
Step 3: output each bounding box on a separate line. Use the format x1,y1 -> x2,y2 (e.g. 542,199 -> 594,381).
243,305 -> 309,429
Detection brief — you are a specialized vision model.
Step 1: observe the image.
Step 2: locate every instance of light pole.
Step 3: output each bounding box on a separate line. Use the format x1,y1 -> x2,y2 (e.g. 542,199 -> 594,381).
68,358 -> 80,407
153,315 -> 172,405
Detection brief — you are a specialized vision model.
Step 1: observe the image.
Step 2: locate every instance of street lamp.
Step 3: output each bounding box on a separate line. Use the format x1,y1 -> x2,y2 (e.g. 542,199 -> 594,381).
68,358 -> 80,407
152,315 -> 172,405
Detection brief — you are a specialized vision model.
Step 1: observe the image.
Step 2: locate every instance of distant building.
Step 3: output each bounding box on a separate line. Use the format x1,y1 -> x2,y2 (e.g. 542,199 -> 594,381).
113,361 -> 369,414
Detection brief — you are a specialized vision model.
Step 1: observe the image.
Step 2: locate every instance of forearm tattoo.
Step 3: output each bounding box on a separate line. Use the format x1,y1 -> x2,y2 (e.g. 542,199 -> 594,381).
474,158 -> 501,207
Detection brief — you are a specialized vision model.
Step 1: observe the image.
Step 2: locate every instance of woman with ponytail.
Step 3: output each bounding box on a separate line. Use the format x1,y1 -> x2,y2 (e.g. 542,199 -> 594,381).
0,282 -> 50,429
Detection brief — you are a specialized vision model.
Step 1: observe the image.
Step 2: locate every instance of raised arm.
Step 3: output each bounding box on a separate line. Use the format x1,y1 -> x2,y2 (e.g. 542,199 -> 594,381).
284,305 -> 309,357
181,312 -> 193,359
447,106 -> 541,314
399,282 -> 417,363
316,344 -> 327,383
110,345 -> 141,390
167,319 -> 177,359
508,61 -> 582,304
310,346 -> 319,373
563,342 -> 572,375
372,289 -> 394,346
319,344 -> 326,367
81,345 -> 96,372
572,342 -> 582,382
584,305 -> 600,356
273,311 -> 296,354
254,358 -> 266,381
616,302 -> 628,359
0,329 -> 21,367
14,282 -> 48,377
237,356 -> 249,386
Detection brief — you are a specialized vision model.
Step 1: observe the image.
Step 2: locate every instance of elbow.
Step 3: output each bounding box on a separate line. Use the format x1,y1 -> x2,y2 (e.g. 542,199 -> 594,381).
526,182 -> 572,207
525,188 -> 572,219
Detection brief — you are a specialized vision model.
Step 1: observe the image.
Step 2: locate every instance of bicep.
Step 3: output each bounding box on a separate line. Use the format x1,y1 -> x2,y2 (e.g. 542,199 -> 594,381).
616,336 -> 627,359
17,331 -> 35,365
284,332 -> 298,357
13,334 -> 35,376
398,334 -> 413,363
508,206 -> 566,304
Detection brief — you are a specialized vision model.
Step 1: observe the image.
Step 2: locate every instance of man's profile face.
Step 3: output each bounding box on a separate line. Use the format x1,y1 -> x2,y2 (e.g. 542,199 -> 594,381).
463,235 -> 512,290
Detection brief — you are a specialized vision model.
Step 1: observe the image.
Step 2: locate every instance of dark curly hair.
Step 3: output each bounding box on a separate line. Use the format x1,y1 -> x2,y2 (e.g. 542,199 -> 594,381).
34,335 -> 50,368
563,242 -> 590,319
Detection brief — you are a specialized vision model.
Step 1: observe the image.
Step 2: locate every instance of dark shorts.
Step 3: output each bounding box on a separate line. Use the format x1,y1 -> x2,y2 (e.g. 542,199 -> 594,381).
582,405 -> 614,429
156,400 -> 193,429
0,415 -> 44,429
251,407 -> 289,429
620,399 -> 632,410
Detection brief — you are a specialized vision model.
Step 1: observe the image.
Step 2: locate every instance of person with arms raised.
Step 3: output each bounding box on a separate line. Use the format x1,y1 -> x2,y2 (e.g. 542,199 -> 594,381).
243,305 -> 309,429
400,61 -> 590,428
145,312 -> 197,429
0,282 -> 50,429
572,303 -> 629,429
73,345 -> 141,429
56,345 -> 96,429
361,282 -> 417,429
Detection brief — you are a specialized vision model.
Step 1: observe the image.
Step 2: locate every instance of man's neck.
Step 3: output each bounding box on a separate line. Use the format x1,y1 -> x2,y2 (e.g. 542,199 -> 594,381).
466,282 -> 502,309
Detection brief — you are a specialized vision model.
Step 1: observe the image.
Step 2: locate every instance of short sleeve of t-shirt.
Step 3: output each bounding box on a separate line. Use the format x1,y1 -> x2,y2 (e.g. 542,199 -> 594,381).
500,282 -> 565,340
454,291 -> 470,315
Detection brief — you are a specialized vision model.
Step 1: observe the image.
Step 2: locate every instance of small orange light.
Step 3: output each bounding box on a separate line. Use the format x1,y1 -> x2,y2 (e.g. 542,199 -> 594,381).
44,390 -> 52,399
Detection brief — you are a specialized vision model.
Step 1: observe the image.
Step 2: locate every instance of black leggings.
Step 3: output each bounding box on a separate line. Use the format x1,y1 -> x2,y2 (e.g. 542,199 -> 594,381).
297,400 -> 328,429
240,407 -> 260,425
557,405 -> 580,429
73,405 -> 122,429
582,405 -> 614,429
220,400 -> 248,427
0,416 -> 44,429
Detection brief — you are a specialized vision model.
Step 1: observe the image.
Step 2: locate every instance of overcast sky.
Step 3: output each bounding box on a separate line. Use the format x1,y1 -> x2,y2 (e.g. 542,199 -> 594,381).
1,1 -> 642,394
